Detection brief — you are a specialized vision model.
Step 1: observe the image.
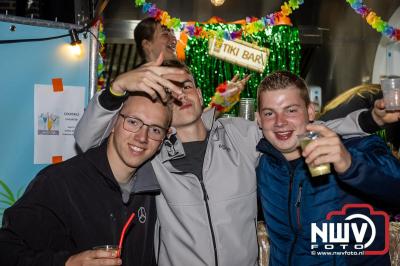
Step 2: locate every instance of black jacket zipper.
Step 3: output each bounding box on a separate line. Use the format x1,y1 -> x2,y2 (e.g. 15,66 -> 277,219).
295,182 -> 303,231
198,177 -> 218,266
157,223 -> 161,264
288,172 -> 306,266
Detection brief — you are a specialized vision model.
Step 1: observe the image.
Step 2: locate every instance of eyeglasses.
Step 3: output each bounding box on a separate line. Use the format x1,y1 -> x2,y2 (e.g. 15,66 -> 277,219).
119,114 -> 168,141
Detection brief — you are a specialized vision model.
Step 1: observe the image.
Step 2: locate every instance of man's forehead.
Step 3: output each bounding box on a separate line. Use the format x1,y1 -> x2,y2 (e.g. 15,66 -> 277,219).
179,72 -> 196,85
262,87 -> 301,99
171,77 -> 195,87
123,96 -> 168,123
124,95 -> 159,108
186,75 -> 195,84
261,89 -> 304,106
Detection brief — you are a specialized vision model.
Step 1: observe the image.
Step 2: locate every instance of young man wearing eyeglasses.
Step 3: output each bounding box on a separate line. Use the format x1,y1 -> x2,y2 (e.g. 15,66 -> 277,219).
0,92 -> 172,266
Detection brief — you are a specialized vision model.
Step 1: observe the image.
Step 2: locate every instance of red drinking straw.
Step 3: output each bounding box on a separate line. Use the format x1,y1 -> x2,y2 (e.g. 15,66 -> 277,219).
117,212 -> 136,257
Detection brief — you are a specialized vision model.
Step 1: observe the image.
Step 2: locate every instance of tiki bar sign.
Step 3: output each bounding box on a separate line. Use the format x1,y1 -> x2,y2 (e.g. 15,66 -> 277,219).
208,37 -> 269,73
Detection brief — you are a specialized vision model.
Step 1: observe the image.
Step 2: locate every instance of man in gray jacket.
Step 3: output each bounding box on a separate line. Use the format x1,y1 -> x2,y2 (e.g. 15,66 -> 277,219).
75,59 -> 387,266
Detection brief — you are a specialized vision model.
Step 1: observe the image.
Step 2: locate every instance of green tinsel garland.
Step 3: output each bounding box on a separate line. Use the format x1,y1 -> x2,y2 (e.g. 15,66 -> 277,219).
185,24 -> 301,109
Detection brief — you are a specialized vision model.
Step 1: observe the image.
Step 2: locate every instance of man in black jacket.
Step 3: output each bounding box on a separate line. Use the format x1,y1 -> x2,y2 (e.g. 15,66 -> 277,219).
0,92 -> 172,266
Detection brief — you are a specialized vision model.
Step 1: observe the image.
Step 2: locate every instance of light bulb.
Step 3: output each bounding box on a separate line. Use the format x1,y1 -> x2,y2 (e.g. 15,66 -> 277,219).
69,44 -> 82,56
68,29 -> 83,57
211,0 -> 225,7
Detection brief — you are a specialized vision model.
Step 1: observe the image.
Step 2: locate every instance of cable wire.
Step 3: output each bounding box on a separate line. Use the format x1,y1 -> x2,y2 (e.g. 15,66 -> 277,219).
0,33 -> 70,44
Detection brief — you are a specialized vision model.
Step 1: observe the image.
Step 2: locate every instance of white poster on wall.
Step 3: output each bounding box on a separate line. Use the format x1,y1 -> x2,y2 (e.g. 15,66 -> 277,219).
34,84 -> 85,164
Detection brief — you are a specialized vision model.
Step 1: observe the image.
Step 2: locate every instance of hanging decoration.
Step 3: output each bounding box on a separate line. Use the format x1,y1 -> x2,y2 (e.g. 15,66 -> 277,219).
132,0 -> 301,108
134,0 -> 304,37
346,0 -> 400,41
97,19 -> 106,91
133,0 -> 302,109
185,24 -> 301,106
208,37 -> 269,73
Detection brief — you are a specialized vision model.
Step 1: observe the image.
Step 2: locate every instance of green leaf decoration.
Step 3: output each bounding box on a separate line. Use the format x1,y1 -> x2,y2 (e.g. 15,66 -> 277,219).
0,199 -> 14,206
0,179 -> 15,203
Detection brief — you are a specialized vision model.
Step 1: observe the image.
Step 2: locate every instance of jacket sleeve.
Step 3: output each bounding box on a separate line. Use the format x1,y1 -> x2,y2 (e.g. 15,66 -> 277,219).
337,135 -> 400,207
74,90 -> 122,152
316,109 -> 370,138
0,174 -> 72,266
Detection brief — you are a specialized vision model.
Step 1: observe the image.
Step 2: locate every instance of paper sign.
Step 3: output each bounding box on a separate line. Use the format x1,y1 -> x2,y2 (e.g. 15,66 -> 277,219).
208,37 -> 269,73
34,84 -> 85,164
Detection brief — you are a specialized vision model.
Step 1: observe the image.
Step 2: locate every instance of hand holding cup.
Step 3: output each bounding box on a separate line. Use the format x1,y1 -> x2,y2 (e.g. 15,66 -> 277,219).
298,131 -> 331,177
372,98 -> 400,126
65,245 -> 121,266
381,77 -> 400,111
300,124 -> 352,175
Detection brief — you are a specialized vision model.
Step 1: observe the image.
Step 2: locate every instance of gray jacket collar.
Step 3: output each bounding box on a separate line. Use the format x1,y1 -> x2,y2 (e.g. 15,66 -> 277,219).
158,108 -> 216,162
134,160 -> 161,193
201,107 -> 216,131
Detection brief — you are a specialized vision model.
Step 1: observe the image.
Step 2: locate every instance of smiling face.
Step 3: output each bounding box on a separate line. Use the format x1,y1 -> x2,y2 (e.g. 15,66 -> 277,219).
256,87 -> 315,160
143,24 -> 177,61
107,94 -> 171,177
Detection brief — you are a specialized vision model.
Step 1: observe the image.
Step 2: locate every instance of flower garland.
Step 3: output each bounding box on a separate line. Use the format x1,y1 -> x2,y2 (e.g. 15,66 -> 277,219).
97,19 -> 106,91
243,0 -> 304,35
134,0 -> 304,39
346,0 -> 400,41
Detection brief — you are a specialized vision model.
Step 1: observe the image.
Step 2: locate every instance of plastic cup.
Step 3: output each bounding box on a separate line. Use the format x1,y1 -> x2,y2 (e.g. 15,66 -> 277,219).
239,98 -> 255,121
298,131 -> 331,177
381,78 -> 400,111
93,245 -> 120,257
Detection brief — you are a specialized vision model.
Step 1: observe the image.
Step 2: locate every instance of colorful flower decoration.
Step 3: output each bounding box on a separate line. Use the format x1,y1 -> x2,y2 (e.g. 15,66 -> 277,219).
133,0 -> 304,61
208,81 -> 242,113
133,0 -> 304,38
346,0 -> 400,41
96,19 -> 106,91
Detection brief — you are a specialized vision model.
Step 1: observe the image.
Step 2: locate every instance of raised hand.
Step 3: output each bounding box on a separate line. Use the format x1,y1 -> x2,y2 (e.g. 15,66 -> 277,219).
301,124 -> 352,174
371,98 -> 400,126
111,53 -> 185,102
225,74 -> 252,96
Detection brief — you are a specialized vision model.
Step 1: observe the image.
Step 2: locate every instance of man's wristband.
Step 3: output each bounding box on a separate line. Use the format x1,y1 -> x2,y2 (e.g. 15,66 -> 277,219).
109,86 -> 127,97
99,87 -> 127,111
